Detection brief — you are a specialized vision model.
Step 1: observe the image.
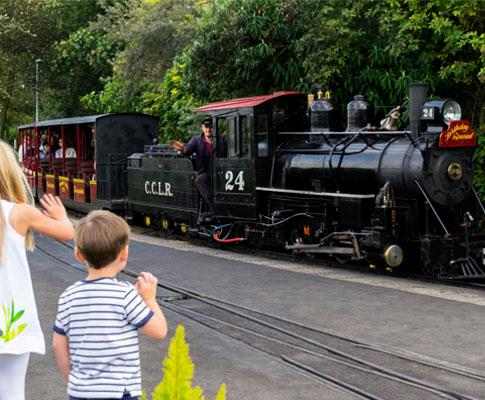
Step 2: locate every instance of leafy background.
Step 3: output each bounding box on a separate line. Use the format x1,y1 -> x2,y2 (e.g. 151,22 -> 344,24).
0,0 -> 483,190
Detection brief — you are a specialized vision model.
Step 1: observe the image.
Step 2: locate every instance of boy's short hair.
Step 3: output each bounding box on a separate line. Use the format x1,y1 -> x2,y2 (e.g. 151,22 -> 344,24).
74,210 -> 130,269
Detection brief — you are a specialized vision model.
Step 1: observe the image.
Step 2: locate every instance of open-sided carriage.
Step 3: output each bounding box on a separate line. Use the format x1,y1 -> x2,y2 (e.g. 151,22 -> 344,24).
18,113 -> 158,212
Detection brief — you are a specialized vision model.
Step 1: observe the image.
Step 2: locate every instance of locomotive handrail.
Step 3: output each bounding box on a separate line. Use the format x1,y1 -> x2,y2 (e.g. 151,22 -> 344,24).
278,130 -> 412,135
256,186 -> 375,199
472,187 -> 485,218
413,179 -> 450,236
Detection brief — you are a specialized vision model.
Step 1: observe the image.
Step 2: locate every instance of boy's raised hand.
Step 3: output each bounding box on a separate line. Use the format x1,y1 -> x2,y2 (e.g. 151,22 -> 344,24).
136,272 -> 167,340
39,193 -> 68,221
136,272 -> 158,301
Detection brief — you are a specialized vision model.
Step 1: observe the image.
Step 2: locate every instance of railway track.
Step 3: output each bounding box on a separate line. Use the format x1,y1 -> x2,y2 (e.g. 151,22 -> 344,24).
37,237 -> 485,400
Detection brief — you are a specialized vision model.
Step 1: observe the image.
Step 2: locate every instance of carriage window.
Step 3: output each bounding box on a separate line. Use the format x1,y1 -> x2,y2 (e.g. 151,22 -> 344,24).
256,114 -> 268,157
227,117 -> 238,158
240,116 -> 252,158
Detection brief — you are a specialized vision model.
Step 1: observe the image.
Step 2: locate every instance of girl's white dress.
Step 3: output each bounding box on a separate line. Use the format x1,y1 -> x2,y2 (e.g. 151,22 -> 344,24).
0,199 -> 45,355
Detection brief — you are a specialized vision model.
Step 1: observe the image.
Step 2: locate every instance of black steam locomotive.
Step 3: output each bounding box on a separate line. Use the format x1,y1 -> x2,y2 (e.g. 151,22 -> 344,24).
19,84 -> 485,278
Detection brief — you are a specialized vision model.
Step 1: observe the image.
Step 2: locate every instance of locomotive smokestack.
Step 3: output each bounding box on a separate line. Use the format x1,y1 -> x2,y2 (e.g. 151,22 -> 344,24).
409,83 -> 428,137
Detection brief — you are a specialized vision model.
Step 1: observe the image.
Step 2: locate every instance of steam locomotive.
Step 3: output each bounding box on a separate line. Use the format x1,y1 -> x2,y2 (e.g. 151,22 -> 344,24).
19,84 -> 485,279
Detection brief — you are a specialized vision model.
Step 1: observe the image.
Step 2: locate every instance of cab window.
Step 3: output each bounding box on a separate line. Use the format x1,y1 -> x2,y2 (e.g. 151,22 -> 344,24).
227,117 -> 238,157
256,114 -> 268,157
240,116 -> 252,158
216,117 -> 227,158
217,115 -> 252,159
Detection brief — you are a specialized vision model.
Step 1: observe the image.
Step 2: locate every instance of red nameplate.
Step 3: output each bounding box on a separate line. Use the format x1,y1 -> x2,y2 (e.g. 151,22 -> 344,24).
439,120 -> 477,148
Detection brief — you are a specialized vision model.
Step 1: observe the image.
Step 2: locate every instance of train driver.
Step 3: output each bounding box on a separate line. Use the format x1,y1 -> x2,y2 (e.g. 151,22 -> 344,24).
170,117 -> 219,217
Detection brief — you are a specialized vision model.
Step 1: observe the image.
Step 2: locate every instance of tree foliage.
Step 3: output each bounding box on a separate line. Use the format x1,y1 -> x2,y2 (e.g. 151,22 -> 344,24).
48,26 -> 117,117
0,0 -> 50,139
0,0 -> 102,138
87,0 -> 201,108
140,58 -> 203,142
184,0 -> 307,101
182,0 -> 484,123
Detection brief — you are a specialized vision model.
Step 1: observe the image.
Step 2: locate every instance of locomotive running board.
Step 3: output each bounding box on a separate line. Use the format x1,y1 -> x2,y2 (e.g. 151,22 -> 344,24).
285,232 -> 366,260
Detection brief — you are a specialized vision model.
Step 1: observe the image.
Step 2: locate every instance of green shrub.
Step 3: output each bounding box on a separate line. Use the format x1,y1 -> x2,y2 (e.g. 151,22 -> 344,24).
473,125 -> 485,201
142,325 -> 226,400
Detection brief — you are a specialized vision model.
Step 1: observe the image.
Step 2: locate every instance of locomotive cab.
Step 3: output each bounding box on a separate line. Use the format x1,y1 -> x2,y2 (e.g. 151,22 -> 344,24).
196,91 -> 308,221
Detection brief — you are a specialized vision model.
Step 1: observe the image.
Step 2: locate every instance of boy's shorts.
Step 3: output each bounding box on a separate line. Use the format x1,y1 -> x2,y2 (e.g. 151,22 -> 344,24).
69,390 -> 138,400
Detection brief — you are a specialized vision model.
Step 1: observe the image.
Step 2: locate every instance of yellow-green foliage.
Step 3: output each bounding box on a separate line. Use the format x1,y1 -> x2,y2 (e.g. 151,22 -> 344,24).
143,325 -> 226,400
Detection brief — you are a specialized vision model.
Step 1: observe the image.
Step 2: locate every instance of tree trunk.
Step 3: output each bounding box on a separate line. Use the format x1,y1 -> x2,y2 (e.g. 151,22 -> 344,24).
0,98 -> 10,141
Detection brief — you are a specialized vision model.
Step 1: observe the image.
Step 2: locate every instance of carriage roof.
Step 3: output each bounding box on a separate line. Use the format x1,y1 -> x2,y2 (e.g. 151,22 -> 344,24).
17,113 -> 158,130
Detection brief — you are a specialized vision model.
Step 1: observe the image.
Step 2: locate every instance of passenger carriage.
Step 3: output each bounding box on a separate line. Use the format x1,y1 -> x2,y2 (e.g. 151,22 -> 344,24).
18,113 -> 158,213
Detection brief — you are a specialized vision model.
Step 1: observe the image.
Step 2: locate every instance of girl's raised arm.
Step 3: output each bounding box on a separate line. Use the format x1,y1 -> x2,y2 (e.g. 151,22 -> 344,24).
10,194 -> 74,241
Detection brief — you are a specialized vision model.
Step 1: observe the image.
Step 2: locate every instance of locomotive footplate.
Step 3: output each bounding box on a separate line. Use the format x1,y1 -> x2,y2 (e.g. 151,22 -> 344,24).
446,257 -> 485,280
441,240 -> 485,280
410,235 -> 485,280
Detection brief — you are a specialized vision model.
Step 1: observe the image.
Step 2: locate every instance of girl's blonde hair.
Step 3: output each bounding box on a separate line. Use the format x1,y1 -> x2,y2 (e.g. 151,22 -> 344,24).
0,140 -> 35,262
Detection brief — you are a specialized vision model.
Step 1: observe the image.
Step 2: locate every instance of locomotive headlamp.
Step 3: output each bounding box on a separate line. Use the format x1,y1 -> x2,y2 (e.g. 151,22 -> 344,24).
442,100 -> 462,125
420,99 -> 462,127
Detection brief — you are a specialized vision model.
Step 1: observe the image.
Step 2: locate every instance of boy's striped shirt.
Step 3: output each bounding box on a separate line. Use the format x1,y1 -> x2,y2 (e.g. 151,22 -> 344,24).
54,278 -> 153,399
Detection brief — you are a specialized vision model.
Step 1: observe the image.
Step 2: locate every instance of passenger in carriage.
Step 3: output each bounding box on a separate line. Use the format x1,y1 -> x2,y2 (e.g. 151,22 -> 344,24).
39,134 -> 50,160
38,133 -> 48,151
39,144 -> 50,159
55,137 -> 77,159
51,133 -> 60,154
17,137 -> 29,162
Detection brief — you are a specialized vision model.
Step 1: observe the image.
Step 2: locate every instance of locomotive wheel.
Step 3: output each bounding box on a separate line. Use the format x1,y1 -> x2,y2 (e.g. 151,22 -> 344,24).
161,218 -> 175,234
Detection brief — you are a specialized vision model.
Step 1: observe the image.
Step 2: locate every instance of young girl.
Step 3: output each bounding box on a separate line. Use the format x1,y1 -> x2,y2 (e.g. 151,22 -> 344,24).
0,140 -> 74,400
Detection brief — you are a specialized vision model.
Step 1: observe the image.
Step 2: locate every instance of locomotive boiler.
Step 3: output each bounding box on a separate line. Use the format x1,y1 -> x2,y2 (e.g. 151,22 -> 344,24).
269,84 -> 483,277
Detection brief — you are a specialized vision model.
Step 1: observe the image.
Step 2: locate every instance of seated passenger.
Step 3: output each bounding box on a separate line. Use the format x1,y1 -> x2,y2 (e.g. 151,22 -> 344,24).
55,138 -> 77,159
39,144 -> 50,159
17,138 -> 29,162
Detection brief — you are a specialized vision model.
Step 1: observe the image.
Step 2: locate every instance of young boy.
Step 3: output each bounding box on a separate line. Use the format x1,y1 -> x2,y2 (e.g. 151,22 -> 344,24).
52,210 -> 167,400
